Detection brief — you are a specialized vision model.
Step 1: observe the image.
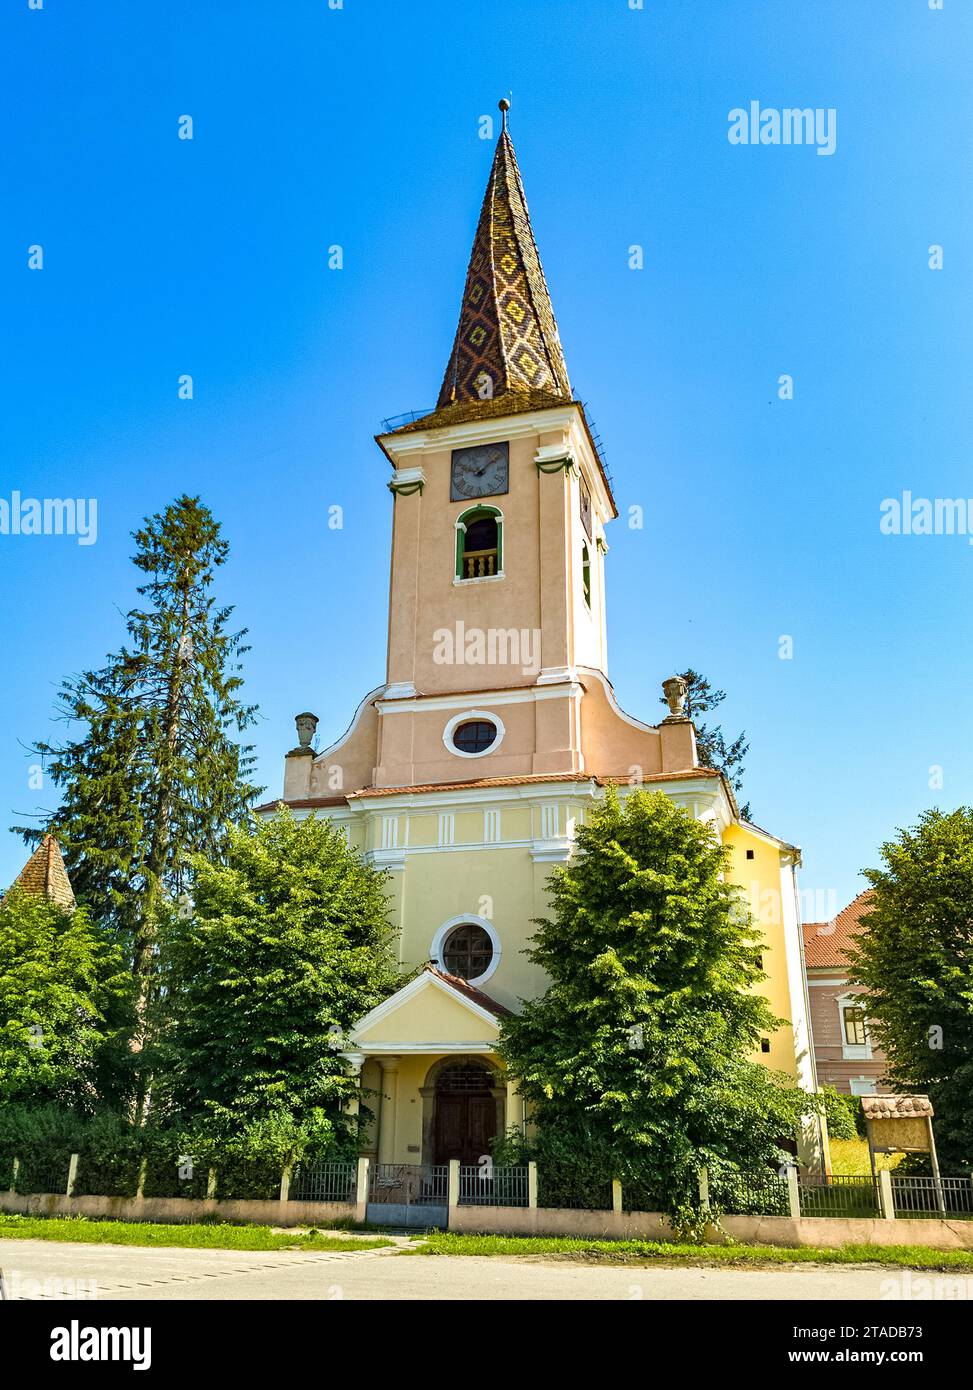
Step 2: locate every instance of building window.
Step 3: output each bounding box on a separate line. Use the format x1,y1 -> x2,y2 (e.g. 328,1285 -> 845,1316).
442,923 -> 494,981
431,914 -> 502,985
581,542 -> 591,609
452,719 -> 497,754
456,506 -> 503,580
843,1005 -> 868,1047
850,1077 -> 877,1097
443,709 -> 505,759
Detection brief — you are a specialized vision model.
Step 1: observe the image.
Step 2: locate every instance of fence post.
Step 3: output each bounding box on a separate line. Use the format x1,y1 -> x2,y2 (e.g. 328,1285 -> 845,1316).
878,1168 -> 896,1222
206,1168 -> 217,1200
447,1159 -> 460,1218
786,1164 -> 801,1221
66,1153 -> 79,1198
612,1179 -> 623,1215
527,1160 -> 538,1210
279,1161 -> 292,1204
135,1158 -> 148,1201
355,1156 -> 369,1223
698,1166 -> 709,1214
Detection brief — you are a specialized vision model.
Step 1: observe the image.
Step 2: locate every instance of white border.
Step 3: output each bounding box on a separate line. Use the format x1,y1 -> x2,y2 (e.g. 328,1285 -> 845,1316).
442,709 -> 506,759
430,913 -> 502,986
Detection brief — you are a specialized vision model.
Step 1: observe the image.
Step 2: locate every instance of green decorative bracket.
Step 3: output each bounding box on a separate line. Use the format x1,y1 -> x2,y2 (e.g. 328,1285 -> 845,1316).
535,455 -> 576,476
388,479 -> 424,497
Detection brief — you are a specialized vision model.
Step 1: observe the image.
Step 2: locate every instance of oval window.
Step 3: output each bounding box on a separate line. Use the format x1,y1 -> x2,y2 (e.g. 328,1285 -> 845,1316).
451,719 -> 498,755
442,924 -> 494,981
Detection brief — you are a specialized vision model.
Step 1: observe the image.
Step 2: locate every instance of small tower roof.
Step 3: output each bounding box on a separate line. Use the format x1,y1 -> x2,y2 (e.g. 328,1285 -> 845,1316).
436,103 -> 572,415
8,834 -> 76,910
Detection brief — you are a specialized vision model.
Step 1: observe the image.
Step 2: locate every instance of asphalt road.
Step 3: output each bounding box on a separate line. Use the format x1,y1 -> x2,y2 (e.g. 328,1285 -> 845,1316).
1,1237 -> 962,1301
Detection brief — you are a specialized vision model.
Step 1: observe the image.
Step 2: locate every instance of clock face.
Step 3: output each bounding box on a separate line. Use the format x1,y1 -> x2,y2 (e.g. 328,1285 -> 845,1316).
580,477 -> 592,539
450,441 -> 510,501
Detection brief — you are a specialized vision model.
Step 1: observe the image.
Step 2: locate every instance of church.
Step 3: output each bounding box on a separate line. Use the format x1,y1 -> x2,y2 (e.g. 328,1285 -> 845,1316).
259,104 -> 822,1173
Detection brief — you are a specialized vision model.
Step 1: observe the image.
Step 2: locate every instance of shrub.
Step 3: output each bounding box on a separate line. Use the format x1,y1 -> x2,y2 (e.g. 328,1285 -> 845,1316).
820,1086 -> 858,1141
73,1112 -> 142,1198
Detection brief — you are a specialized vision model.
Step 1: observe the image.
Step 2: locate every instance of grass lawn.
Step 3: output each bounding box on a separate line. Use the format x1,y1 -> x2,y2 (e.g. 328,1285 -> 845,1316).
0,1213 -> 391,1253
410,1230 -> 973,1271
829,1137 -> 902,1176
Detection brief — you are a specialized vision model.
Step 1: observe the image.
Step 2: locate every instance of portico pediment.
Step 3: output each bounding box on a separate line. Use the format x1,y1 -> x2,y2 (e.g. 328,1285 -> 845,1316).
349,967 -> 507,1054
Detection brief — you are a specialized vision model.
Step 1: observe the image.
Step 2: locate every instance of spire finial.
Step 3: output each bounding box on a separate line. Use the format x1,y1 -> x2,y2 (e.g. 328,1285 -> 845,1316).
498,97 -> 510,132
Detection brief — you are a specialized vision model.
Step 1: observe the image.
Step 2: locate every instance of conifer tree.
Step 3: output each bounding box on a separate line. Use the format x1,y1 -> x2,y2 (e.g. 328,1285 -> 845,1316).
498,788 -> 811,1219
16,496 -> 259,1021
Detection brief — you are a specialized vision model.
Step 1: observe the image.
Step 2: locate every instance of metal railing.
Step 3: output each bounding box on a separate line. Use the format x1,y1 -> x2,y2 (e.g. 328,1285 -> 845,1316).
14,1158 -> 72,1196
369,1163 -> 448,1207
458,1165 -> 529,1207
799,1173 -> 880,1219
717,1171 -> 791,1217
288,1159 -> 357,1204
891,1175 -> 973,1219
380,408 -> 433,433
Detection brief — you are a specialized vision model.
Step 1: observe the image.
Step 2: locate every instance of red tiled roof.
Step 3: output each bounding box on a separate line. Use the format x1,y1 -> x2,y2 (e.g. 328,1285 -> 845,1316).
423,963 -> 512,1018
256,768 -> 721,814
803,890 -> 874,969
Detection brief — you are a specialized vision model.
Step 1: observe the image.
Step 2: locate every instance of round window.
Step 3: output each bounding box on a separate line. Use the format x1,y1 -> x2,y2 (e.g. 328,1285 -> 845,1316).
442,923 -> 494,981
451,719 -> 498,755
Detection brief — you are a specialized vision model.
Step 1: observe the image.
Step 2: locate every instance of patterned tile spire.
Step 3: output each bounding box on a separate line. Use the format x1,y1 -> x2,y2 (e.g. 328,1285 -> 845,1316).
437,102 -> 572,410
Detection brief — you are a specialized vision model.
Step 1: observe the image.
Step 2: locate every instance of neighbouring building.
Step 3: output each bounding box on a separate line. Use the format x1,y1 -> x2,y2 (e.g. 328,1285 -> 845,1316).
803,890 -> 891,1096
4,834 -> 75,910
258,105 -> 823,1171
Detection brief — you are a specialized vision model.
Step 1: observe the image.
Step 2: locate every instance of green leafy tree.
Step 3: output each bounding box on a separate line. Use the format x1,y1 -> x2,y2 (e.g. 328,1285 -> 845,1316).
498,788 -> 812,1222
16,496 -> 260,1018
148,811 -> 401,1148
0,890 -> 133,1110
662,669 -> 750,818
849,808 -> 973,1171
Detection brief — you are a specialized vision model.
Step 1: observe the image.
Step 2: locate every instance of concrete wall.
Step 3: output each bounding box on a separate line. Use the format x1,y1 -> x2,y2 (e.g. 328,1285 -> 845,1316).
0,1191 -> 360,1227
449,1203 -> 973,1251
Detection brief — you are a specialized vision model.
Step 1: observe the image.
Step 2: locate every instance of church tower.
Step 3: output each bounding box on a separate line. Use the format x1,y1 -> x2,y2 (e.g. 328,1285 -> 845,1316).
263,105 -> 820,1174
380,101 -> 612,711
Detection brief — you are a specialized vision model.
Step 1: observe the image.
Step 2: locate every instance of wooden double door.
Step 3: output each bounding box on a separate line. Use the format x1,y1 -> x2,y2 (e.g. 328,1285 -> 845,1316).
432,1065 -> 498,1165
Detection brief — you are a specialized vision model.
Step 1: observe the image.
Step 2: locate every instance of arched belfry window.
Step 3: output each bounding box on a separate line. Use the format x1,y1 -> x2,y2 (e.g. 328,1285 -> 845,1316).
456,506 -> 503,581
581,542 -> 592,609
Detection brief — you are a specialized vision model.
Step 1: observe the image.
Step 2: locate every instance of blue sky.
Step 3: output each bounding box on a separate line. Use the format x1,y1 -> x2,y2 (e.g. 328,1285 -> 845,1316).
1,0 -> 970,916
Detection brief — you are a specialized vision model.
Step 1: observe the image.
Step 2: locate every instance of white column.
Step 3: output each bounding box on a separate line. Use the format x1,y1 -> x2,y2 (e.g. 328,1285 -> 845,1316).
377,1057 -> 400,1165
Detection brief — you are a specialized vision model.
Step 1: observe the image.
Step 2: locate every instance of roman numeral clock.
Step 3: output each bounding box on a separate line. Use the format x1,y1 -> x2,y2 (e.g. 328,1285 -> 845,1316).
450,441 -> 509,501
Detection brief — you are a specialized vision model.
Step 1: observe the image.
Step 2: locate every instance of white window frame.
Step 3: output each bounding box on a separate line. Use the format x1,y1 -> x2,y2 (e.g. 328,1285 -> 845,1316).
442,709 -> 505,759
837,993 -> 872,1060
430,914 -> 502,986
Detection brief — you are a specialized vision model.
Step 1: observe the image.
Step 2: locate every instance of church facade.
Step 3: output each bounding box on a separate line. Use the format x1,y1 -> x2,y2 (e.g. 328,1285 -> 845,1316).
260,107 -> 822,1172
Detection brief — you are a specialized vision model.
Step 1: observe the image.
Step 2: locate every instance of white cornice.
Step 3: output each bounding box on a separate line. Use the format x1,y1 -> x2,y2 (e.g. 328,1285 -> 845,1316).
376,682 -> 581,715
351,780 -> 599,813
377,405 -> 581,459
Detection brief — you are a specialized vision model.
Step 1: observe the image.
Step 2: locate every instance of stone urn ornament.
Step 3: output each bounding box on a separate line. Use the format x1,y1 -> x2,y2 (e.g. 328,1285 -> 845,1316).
661,675 -> 688,720
293,711 -> 319,754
